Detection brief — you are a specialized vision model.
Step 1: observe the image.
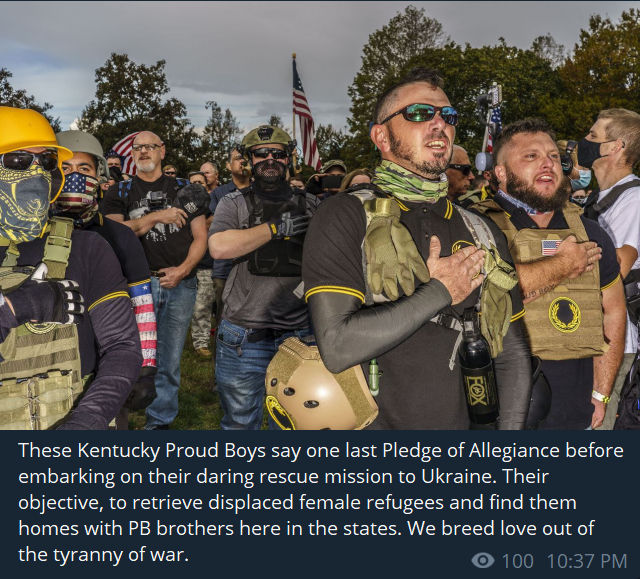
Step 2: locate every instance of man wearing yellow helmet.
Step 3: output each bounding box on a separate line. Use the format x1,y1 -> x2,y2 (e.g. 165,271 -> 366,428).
208,125 -> 319,429
0,107 -> 142,430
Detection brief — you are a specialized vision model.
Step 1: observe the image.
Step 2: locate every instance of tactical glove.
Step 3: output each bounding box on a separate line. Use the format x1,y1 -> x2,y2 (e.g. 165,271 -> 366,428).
363,198 -> 430,301
176,183 -> 209,215
9,263 -> 84,325
124,366 -> 158,411
268,212 -> 310,239
479,244 -> 519,357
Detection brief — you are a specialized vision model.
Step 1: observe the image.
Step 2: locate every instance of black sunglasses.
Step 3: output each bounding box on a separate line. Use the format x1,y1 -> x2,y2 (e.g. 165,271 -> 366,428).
449,163 -> 473,176
0,150 -> 58,172
380,103 -> 459,127
164,170 -> 177,175
251,148 -> 287,160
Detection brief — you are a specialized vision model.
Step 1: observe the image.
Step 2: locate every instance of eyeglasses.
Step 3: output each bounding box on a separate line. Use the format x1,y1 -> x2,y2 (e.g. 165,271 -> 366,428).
380,103 -> 459,127
132,143 -> 163,152
251,148 -> 287,160
449,164 -> 473,176
164,170 -> 176,176
0,150 -> 58,172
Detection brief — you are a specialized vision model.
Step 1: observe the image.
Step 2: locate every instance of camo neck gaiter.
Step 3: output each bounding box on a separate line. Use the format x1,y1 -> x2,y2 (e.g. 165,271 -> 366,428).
0,165 -> 51,242
52,172 -> 99,227
373,160 -> 449,203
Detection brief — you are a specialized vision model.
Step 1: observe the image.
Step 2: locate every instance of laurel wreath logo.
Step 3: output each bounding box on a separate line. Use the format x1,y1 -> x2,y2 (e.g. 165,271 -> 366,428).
549,298 -> 581,333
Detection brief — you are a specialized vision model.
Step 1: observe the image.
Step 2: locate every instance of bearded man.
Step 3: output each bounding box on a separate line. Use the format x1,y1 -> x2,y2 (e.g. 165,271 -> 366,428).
302,68 -> 531,430
472,118 -> 626,430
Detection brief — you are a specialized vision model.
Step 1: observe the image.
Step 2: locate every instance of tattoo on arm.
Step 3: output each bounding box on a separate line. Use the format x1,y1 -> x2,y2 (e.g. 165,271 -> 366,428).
522,283 -> 556,301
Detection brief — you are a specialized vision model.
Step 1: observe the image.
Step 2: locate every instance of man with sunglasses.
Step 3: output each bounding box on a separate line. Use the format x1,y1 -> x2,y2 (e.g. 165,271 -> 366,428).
302,68 -> 531,430
104,131 -> 208,430
163,165 -> 177,178
446,145 -> 475,203
0,107 -> 142,430
208,125 -> 319,430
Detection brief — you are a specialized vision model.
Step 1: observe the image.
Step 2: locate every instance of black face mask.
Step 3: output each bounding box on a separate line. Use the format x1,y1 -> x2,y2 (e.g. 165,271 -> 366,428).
252,159 -> 287,190
577,137 -> 618,169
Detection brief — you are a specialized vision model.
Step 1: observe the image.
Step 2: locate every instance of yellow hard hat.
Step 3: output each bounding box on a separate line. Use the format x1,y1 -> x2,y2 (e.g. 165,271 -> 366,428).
0,107 -> 73,201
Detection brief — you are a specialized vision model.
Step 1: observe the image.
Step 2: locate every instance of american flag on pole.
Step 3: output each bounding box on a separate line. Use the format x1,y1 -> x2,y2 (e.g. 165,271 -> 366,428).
542,239 -> 562,256
486,107 -> 502,153
293,57 -> 322,171
108,131 -> 141,176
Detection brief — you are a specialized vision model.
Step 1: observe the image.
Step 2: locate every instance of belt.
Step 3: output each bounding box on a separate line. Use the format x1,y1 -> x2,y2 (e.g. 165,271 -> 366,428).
247,328 -> 287,343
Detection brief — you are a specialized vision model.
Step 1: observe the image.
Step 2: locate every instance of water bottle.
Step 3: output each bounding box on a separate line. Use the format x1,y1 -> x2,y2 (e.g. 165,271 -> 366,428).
458,308 -> 499,424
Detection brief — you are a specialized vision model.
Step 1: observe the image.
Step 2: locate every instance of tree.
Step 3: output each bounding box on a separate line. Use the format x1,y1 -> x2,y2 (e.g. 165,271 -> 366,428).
314,124 -> 348,164
0,68 -> 60,132
347,6 -> 450,166
77,53 -> 199,175
202,100 -> 242,180
531,34 -> 566,69
268,114 -> 284,128
544,9 -> 640,140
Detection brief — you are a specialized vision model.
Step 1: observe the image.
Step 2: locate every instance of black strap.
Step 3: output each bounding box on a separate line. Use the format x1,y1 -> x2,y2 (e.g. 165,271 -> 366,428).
583,178 -> 640,220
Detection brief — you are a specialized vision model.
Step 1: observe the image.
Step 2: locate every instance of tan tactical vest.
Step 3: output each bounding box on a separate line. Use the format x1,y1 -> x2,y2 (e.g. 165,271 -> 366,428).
474,199 -> 607,361
0,218 -> 86,430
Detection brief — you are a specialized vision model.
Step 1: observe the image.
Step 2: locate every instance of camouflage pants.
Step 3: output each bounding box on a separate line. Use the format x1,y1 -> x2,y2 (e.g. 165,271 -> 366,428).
190,269 -> 215,350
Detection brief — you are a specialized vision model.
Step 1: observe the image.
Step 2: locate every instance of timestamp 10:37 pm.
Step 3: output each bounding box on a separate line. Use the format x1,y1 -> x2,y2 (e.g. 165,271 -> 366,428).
501,553 -> 628,570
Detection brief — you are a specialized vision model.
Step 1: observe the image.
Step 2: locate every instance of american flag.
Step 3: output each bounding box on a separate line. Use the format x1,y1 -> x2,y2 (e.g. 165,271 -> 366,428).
293,57 -> 322,171
542,239 -> 561,256
486,107 -> 503,153
128,280 -> 157,368
108,131 -> 141,176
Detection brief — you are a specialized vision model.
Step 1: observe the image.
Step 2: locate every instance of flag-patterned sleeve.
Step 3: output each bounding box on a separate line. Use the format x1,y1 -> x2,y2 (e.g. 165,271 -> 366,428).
128,279 -> 157,368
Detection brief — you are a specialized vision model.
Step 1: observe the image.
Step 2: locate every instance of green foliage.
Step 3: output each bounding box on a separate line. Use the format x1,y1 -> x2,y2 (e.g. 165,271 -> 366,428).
77,53 -> 199,176
268,114 -> 285,128
202,100 -> 242,181
544,9 -> 640,140
0,68 -> 61,132
315,124 -> 348,165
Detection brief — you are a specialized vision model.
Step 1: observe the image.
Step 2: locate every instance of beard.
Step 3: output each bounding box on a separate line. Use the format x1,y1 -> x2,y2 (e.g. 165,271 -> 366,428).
388,125 -> 452,179
505,166 -> 571,212
136,159 -> 158,173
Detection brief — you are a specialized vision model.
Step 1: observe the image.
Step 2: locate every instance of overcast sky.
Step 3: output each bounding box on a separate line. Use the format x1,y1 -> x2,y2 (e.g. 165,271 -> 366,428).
1,1 -> 637,144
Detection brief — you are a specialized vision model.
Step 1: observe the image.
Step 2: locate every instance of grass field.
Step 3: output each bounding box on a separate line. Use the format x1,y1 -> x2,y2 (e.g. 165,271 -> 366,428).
128,332 -> 268,430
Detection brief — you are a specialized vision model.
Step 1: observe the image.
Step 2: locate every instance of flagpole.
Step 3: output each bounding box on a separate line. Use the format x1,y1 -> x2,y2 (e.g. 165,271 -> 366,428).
292,53 -> 296,142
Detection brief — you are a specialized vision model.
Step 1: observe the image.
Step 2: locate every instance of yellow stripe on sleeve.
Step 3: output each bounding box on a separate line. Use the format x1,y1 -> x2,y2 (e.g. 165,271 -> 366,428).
444,199 -> 453,220
305,286 -> 365,304
601,274 -> 621,291
127,278 -> 151,287
510,309 -> 526,322
88,291 -> 130,312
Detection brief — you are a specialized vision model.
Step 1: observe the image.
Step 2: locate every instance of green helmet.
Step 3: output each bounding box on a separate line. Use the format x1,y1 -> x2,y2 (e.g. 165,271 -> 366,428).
240,125 -> 296,157
56,130 -> 109,179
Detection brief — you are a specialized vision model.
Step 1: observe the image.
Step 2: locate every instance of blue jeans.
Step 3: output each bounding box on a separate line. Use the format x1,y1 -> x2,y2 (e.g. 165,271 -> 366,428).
215,319 -> 311,430
145,276 -> 197,428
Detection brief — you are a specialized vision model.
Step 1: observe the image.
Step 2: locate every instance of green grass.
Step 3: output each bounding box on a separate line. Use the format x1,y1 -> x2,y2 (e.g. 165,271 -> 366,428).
128,332 -> 223,430
128,331 -> 269,430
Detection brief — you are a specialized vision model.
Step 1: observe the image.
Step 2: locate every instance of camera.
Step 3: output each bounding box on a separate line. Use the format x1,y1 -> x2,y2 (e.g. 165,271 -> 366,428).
140,191 -> 169,212
320,175 -> 343,190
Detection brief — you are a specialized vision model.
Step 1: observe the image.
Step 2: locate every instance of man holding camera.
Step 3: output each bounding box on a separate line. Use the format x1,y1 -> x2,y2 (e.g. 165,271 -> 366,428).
104,131 -> 208,430
208,125 -> 319,430
306,159 -> 347,199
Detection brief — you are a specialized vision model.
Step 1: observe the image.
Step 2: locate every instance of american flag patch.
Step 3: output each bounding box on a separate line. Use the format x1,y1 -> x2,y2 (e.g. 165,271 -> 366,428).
542,239 -> 561,256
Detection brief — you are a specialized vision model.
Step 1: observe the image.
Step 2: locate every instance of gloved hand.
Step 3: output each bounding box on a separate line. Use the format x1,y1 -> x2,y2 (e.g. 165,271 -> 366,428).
479,244 -> 519,357
175,183 -> 209,215
363,198 -> 429,300
124,366 -> 158,411
8,263 -> 84,325
268,212 -> 310,239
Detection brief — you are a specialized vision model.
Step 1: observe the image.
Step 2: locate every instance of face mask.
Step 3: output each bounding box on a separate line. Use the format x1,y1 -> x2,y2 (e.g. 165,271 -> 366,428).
252,158 -> 287,190
577,138 -> 617,169
570,169 -> 592,191
0,165 -> 51,242
52,172 -> 100,226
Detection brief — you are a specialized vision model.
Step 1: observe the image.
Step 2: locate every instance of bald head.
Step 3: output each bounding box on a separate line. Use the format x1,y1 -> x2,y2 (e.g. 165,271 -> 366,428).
200,161 -> 219,192
445,145 -> 474,200
133,131 -> 163,146
131,131 -> 165,180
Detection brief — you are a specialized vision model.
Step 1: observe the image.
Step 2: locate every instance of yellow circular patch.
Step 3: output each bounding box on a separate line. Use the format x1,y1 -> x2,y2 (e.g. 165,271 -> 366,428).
265,395 -> 296,430
549,297 -> 581,333
24,322 -> 57,334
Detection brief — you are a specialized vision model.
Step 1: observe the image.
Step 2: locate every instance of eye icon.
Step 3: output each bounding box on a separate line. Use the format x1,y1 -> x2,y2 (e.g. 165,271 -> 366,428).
471,553 -> 495,569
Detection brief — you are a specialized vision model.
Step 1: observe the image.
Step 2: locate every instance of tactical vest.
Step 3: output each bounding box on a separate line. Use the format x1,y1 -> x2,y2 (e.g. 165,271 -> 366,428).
474,199 -> 607,361
0,218 -> 86,430
236,188 -> 307,277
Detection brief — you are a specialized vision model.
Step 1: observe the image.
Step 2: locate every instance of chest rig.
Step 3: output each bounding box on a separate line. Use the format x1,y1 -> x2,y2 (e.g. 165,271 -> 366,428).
237,188 -> 307,277
0,218 -> 86,430
474,199 -> 607,361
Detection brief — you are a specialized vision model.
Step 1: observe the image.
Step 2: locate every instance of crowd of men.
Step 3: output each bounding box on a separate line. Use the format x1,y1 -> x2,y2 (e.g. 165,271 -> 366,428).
1,65 -> 639,431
